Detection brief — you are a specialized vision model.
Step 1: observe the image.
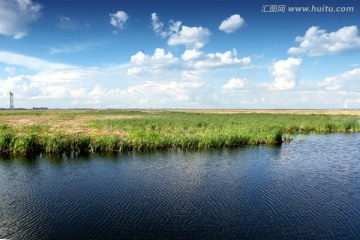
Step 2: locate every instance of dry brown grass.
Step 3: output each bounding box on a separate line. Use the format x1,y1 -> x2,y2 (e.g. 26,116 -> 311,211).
0,110 -> 139,137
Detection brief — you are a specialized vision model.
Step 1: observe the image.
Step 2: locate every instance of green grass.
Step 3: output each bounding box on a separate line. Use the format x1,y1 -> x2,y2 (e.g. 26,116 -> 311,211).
1,110 -> 360,155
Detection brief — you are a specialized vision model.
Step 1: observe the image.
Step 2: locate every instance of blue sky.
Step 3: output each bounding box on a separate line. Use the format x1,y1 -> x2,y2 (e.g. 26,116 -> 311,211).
0,0 -> 360,109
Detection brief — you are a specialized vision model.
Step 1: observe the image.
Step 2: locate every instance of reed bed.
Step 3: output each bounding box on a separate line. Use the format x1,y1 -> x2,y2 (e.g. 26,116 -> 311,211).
0,110 -> 359,155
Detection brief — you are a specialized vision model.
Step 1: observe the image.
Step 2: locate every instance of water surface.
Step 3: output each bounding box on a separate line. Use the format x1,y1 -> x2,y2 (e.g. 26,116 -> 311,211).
1,133 -> 360,239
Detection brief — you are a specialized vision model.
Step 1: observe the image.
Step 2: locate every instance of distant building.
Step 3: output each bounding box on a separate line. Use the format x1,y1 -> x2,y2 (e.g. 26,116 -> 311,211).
9,92 -> 14,109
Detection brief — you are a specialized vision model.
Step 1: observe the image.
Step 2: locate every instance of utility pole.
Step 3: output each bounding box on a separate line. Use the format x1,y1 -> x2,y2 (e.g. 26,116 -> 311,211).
9,92 -> 14,109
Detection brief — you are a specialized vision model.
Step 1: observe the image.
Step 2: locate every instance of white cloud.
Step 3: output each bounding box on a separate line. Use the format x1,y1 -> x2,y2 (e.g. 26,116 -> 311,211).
130,48 -> 178,65
270,58 -> 302,90
151,13 -> 210,49
192,50 -> 251,70
127,67 -> 148,77
168,20 -> 182,35
57,16 -> 90,30
181,70 -> 201,81
130,51 -> 147,65
0,51 -> 74,71
219,14 -> 245,33
223,78 -> 247,90
30,69 -> 96,85
0,75 -> 41,99
320,68 -> 360,91
151,13 -> 165,37
109,11 -> 129,29
152,48 -> 175,60
119,80 -> 208,106
168,26 -> 211,49
0,52 -> 113,108
158,81 -> 205,91
181,49 -> 203,61
127,48 -> 252,79
127,48 -> 251,79
151,13 -> 183,38
0,0 -> 42,39
17,68 -> 118,107
128,48 -> 179,77
288,26 -> 360,56
150,13 -> 182,39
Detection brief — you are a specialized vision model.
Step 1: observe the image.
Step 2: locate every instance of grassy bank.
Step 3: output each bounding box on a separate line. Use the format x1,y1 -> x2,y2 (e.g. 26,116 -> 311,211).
1,110 -> 360,155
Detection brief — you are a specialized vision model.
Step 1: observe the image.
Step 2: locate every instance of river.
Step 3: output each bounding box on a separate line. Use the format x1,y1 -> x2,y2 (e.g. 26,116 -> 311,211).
1,133 -> 360,239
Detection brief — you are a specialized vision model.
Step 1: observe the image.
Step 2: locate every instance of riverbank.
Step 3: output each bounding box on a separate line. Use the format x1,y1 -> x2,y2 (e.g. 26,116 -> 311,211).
1,109 -> 360,155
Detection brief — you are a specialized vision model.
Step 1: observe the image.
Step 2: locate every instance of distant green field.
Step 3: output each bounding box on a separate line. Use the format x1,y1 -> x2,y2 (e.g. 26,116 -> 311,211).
0,110 -> 360,155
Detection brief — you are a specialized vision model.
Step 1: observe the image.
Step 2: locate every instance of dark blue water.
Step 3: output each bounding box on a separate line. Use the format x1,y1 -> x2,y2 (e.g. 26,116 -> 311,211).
1,133 -> 360,239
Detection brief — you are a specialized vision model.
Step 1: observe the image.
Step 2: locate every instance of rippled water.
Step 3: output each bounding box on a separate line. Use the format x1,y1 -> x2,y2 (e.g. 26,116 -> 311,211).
1,133 -> 360,239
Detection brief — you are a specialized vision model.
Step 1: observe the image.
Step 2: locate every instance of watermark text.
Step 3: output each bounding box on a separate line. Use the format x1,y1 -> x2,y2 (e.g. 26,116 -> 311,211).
261,5 -> 355,13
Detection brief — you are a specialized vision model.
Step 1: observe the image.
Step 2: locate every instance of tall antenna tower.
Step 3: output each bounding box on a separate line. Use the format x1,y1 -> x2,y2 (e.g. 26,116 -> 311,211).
9,92 -> 14,109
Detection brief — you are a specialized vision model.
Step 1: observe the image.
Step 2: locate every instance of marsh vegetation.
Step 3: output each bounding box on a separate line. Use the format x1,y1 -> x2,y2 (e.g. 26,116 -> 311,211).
0,109 -> 359,155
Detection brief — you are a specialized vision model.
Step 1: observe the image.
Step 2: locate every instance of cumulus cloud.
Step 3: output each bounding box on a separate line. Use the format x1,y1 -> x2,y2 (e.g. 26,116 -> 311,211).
0,75 -> 41,99
190,50 -> 252,70
0,51 -> 112,108
270,58 -> 302,90
151,13 -> 165,37
151,13 -> 181,38
7,67 -> 119,108
128,48 -> 179,77
320,68 -> 360,91
181,49 -> 203,61
151,13 -> 210,49
128,48 -> 251,78
219,14 -> 245,33
168,26 -> 211,49
130,48 -> 178,65
157,81 -> 205,91
223,78 -> 247,90
109,11 -> 129,29
0,0 -> 42,39
288,26 -> 360,56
